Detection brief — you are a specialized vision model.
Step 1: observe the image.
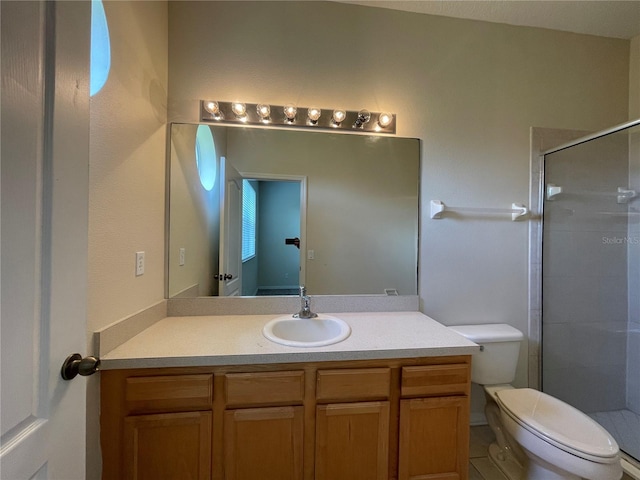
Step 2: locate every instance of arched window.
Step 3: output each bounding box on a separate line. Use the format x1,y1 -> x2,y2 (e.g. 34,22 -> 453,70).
90,0 -> 111,96
195,125 -> 217,191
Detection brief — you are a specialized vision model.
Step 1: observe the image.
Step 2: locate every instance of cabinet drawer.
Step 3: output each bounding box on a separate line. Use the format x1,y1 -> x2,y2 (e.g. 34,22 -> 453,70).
125,374 -> 213,414
317,368 -> 391,402
401,364 -> 470,397
225,371 -> 305,407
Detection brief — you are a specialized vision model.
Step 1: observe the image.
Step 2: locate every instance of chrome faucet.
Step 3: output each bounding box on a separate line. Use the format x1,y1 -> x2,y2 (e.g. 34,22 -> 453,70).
294,285 -> 317,319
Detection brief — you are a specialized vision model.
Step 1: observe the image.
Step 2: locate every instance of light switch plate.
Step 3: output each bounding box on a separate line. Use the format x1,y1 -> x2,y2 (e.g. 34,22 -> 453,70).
136,251 -> 145,276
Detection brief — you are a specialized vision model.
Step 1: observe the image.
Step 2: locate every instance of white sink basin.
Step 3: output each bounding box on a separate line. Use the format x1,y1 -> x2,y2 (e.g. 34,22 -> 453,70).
262,314 -> 351,347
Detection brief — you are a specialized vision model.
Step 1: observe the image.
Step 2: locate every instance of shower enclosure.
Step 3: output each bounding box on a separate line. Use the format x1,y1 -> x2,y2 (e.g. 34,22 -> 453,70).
541,119 -> 640,465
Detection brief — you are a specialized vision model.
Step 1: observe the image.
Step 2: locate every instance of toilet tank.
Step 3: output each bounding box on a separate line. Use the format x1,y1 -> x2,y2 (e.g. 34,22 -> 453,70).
448,324 -> 523,385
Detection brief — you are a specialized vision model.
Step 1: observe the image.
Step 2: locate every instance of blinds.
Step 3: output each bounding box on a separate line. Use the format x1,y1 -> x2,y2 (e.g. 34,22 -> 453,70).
242,180 -> 256,261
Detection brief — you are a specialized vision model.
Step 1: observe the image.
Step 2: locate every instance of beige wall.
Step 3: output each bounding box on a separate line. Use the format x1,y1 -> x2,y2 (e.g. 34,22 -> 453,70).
168,0 -> 629,386
87,2 -> 168,477
89,1 -> 168,331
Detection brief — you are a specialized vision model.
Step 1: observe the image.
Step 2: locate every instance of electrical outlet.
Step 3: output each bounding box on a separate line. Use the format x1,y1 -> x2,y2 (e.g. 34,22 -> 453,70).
136,251 -> 145,276
179,247 -> 186,266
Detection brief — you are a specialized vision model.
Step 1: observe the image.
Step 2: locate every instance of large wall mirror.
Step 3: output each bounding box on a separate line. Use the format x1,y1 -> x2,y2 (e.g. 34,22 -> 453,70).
168,123 -> 420,297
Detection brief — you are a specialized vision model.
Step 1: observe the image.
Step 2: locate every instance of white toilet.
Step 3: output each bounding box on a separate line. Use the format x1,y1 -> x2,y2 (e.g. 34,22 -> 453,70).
449,323 -> 622,480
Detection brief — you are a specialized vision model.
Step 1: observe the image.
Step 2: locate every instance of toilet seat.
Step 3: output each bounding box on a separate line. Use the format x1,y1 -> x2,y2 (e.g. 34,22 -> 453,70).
495,388 -> 619,464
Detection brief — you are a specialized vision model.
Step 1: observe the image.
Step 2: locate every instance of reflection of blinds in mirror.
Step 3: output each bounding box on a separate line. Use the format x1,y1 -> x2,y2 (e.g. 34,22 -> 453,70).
242,180 -> 256,262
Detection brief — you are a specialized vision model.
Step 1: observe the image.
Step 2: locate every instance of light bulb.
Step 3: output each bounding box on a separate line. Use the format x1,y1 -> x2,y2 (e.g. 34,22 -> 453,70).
378,112 -> 393,128
231,102 -> 247,118
354,109 -> 371,128
204,101 -> 220,115
307,107 -> 321,124
332,109 -> 346,126
256,104 -> 271,121
284,104 -> 297,122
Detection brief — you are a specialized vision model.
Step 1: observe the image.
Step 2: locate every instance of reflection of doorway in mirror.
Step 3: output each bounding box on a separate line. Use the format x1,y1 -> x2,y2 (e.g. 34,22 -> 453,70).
241,178 -> 304,296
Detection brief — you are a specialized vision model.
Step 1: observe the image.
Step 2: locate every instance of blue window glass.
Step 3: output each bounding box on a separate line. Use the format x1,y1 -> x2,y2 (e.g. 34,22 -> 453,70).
195,125 -> 217,191
242,180 -> 257,262
90,0 -> 111,96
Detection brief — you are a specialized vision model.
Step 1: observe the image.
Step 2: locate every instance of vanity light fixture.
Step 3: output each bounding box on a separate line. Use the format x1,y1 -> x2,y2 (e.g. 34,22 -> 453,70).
284,104 -> 297,123
331,109 -> 346,127
377,112 -> 393,128
199,100 -> 396,134
231,102 -> 247,120
307,107 -> 322,125
353,109 -> 371,129
256,104 -> 271,122
204,101 -> 223,120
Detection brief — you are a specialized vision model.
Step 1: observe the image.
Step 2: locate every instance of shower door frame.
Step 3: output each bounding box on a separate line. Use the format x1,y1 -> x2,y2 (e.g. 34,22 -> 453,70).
528,118 -> 640,475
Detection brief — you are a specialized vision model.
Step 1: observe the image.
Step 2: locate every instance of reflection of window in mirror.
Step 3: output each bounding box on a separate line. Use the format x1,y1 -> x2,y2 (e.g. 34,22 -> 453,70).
242,180 -> 256,262
195,125 -> 217,191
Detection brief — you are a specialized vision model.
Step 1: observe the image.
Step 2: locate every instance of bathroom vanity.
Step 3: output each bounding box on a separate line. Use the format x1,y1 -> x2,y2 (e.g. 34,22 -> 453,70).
99,312 -> 478,480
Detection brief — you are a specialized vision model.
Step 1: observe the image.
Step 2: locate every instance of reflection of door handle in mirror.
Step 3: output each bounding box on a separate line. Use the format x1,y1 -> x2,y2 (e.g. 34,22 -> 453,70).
214,273 -> 234,281
285,237 -> 300,249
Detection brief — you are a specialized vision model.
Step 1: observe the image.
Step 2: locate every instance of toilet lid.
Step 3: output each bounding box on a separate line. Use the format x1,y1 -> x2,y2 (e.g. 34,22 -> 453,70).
496,388 -> 619,460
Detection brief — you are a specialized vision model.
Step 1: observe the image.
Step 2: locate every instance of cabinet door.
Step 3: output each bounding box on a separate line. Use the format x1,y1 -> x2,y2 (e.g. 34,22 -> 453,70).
224,406 -> 304,480
124,411 -> 212,480
398,396 -> 469,480
315,401 -> 390,480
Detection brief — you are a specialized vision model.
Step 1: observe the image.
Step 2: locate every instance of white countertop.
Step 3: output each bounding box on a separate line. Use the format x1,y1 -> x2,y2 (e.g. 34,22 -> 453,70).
100,311 -> 479,370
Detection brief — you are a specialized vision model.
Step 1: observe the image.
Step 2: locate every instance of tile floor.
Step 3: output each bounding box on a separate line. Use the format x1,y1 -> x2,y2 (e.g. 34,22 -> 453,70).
469,425 -> 508,480
468,425 -> 637,480
589,409 -> 640,461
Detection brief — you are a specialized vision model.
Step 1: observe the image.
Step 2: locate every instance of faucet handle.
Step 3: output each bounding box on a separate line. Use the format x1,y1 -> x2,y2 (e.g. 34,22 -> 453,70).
299,285 -> 306,296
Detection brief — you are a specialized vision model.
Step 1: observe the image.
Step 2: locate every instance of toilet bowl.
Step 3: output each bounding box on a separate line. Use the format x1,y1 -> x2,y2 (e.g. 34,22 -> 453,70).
449,324 -> 622,480
496,387 -> 621,480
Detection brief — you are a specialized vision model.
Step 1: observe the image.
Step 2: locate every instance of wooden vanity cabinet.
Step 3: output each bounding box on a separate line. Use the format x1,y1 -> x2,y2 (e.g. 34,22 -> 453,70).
101,371 -> 214,480
315,368 -> 392,480
223,371 -> 306,480
398,364 -> 471,480
100,356 -> 470,480
315,401 -> 390,480
224,406 -> 304,480
123,411 -> 212,480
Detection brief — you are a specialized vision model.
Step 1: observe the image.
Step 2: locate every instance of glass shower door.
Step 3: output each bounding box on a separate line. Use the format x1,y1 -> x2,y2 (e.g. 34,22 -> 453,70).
542,125 -> 640,462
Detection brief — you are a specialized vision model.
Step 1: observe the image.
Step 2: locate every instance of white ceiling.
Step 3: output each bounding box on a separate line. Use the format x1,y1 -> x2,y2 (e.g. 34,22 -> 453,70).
334,1 -> 640,39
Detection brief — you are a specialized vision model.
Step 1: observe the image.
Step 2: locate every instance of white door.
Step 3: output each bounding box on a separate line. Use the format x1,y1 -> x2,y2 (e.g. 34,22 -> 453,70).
218,157 -> 243,296
1,2 -> 90,479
